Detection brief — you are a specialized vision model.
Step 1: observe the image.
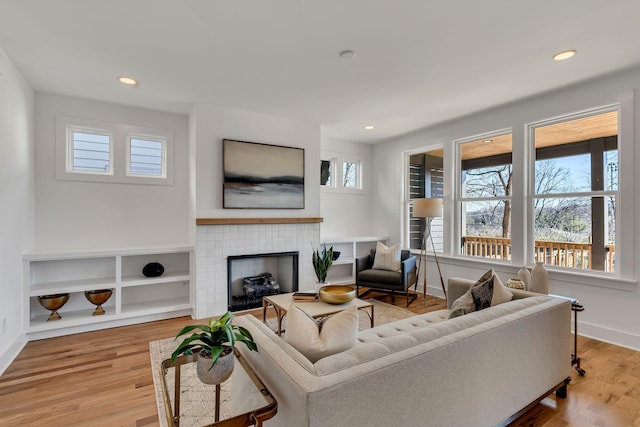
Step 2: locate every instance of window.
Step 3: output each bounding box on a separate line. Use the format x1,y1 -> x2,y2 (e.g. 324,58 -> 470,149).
320,159 -> 334,186
342,160 -> 361,189
405,148 -> 444,251
320,153 -> 364,192
68,126 -> 113,175
56,116 -> 174,185
456,132 -> 513,261
127,135 -> 166,178
531,109 -> 618,272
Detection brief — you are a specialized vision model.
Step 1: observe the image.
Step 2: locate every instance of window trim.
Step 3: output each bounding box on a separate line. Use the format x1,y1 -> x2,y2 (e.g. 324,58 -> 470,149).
56,116 -> 175,186
454,128 -> 513,262
525,103 -> 626,277
126,133 -> 167,179
320,151 -> 365,194
66,125 -> 113,176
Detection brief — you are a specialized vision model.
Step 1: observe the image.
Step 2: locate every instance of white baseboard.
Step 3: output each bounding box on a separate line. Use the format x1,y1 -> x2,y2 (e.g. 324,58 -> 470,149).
578,320 -> 640,352
0,333 -> 28,376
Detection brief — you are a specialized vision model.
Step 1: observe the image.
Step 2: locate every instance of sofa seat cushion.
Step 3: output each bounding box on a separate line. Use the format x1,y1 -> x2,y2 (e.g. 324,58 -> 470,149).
314,296 -> 552,376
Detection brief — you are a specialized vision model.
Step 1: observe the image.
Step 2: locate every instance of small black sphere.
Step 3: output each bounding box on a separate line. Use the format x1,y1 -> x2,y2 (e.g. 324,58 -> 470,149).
142,262 -> 164,277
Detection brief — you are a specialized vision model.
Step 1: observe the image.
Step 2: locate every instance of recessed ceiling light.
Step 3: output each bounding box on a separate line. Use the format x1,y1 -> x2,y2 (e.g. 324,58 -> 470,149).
553,49 -> 577,61
363,125 -> 375,130
482,139 -> 493,143
118,76 -> 138,86
339,50 -> 356,59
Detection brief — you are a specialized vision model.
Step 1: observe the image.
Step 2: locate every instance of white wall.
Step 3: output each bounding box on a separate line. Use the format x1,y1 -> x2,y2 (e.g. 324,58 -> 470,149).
34,93 -> 190,251
372,66 -> 640,350
193,104 -> 320,218
0,50 -> 34,373
320,136 -> 374,238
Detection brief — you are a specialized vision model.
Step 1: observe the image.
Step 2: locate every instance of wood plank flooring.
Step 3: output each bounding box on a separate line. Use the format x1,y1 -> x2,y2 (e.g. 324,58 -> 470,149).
0,292 -> 638,426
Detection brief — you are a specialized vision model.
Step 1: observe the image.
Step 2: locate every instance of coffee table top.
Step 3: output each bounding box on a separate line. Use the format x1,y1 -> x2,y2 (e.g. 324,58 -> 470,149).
264,292 -> 372,318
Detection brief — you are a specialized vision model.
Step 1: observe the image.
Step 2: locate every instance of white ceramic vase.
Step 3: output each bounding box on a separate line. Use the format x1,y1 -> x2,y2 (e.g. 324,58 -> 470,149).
530,261 -> 549,294
517,266 -> 531,290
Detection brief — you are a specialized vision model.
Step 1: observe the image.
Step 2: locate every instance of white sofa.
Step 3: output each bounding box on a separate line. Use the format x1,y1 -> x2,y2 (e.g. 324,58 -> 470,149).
235,278 -> 572,427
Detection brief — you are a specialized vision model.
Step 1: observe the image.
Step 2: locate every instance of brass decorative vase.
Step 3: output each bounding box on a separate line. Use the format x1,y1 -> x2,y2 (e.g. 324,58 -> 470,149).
196,347 -> 234,385
38,293 -> 70,321
84,289 -> 113,315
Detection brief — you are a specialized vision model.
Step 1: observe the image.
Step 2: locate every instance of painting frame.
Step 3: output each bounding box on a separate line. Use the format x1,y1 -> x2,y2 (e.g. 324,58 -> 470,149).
223,139 -> 305,209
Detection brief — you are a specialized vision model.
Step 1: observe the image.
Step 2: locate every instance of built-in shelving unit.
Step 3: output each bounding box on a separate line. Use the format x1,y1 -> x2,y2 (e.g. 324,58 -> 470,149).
24,246 -> 193,339
320,236 -> 389,285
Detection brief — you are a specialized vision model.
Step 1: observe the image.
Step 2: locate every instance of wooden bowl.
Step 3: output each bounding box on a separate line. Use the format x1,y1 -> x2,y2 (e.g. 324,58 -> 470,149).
319,285 -> 356,304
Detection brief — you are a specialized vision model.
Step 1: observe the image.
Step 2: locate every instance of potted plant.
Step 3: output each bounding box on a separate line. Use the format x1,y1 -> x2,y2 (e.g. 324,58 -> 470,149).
171,311 -> 257,384
312,245 -> 334,286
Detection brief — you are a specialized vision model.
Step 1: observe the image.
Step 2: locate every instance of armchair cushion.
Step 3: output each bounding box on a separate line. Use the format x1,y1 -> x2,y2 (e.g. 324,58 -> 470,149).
372,242 -> 401,272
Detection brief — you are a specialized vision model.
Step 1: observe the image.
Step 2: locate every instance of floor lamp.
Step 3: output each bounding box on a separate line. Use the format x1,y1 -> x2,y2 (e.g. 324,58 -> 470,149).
413,198 -> 446,300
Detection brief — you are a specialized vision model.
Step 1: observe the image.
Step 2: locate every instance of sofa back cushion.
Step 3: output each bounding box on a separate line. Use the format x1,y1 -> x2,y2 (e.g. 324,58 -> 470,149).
314,296 -> 552,376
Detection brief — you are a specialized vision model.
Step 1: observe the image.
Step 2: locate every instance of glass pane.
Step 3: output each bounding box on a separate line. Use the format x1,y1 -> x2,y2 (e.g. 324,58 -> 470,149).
320,160 -> 332,186
459,134 -> 512,198
408,150 -> 444,251
72,130 -> 110,173
535,156 -> 591,194
534,196 -> 615,272
130,138 -> 163,176
342,161 -> 358,188
605,150 -> 618,191
461,200 -> 511,260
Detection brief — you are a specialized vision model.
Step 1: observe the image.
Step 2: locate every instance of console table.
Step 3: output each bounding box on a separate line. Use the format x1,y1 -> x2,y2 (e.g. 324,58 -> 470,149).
550,294 -> 586,376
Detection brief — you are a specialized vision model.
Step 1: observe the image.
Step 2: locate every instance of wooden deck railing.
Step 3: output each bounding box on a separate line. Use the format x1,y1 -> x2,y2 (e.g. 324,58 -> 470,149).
462,236 -> 615,272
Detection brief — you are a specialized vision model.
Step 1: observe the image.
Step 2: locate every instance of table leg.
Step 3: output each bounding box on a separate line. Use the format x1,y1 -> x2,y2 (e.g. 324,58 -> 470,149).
215,383 -> 221,422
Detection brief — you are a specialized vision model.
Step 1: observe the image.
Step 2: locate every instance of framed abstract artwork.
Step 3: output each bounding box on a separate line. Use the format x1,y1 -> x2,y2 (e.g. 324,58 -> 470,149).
223,139 -> 305,209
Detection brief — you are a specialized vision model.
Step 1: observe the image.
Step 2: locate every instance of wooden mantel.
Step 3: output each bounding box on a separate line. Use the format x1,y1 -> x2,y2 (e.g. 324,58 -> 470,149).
196,217 -> 323,225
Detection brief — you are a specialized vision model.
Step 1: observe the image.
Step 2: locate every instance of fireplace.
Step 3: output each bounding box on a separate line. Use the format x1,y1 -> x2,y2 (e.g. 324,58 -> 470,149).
227,251 -> 299,311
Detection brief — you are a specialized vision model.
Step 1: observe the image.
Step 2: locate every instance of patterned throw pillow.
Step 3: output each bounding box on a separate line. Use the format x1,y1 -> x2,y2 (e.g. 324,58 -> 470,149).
372,241 -> 402,272
470,269 -> 513,311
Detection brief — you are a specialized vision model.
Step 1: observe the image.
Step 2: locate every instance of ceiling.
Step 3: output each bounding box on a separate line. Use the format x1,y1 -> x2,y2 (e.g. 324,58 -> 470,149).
1,1 -> 639,144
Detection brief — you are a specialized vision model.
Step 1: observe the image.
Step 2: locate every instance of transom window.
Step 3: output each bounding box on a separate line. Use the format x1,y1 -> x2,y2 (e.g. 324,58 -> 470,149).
127,135 -> 166,178
68,126 -> 113,175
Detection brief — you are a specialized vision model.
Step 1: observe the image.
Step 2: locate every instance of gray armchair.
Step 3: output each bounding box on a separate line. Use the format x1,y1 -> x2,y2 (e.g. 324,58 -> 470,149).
355,249 -> 418,306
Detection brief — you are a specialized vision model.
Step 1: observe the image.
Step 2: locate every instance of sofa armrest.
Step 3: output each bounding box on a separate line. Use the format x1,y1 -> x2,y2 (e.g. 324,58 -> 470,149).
446,278 -> 475,308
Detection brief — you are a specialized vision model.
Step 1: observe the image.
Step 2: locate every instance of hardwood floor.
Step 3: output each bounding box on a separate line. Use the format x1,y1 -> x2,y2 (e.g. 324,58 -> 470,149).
1,292 -> 638,426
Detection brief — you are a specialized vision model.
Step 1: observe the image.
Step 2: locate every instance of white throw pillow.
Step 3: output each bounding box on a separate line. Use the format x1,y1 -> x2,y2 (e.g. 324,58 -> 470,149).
284,303 -> 359,363
372,241 -> 401,272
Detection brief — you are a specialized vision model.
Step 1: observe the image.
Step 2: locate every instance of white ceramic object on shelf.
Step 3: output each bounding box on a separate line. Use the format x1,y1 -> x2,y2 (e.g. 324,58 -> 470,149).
517,266 -> 531,290
530,261 -> 549,294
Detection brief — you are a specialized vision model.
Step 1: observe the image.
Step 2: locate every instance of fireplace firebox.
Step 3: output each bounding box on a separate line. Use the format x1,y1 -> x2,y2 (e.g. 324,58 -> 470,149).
227,251 -> 299,311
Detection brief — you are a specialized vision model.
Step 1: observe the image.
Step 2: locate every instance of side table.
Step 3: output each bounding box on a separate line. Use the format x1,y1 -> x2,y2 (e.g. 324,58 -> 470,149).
550,294 -> 586,376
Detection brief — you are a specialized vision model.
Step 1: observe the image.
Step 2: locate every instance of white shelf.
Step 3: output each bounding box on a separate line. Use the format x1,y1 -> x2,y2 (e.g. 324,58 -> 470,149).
121,272 -> 190,287
321,236 -> 389,285
29,277 -> 116,296
24,246 -> 193,337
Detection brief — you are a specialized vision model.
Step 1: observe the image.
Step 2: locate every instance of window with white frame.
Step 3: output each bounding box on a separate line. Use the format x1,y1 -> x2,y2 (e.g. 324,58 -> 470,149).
67,126 -> 113,175
530,108 -> 619,272
455,131 -> 513,261
127,135 -> 166,178
404,148 -> 444,252
320,154 -> 364,191
56,116 -> 174,185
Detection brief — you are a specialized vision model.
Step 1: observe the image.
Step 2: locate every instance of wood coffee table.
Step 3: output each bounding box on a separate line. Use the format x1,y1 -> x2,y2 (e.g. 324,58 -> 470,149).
262,292 -> 374,336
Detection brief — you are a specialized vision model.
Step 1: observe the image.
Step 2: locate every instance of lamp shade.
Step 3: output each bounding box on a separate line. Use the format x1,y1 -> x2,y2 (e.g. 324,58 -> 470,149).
413,198 -> 442,218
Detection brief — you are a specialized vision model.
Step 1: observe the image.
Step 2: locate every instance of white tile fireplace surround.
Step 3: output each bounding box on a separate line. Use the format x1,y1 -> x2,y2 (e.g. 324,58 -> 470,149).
195,221 -> 320,319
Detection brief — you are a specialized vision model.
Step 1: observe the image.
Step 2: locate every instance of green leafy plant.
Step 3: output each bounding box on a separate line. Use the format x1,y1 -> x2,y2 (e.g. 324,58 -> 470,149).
171,311 -> 257,370
312,245 -> 334,283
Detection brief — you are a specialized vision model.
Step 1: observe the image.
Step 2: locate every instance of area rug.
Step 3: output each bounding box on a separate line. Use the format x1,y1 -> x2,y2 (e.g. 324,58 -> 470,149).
150,299 -> 413,426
